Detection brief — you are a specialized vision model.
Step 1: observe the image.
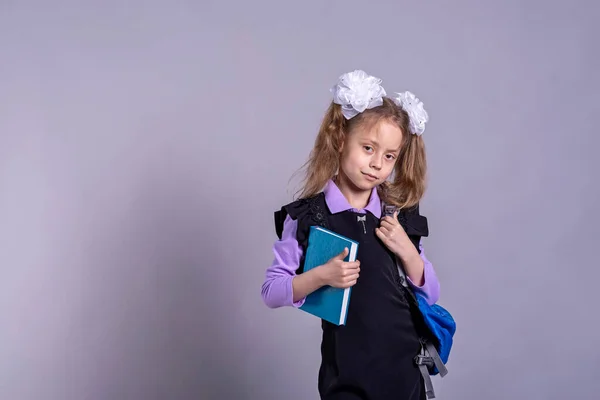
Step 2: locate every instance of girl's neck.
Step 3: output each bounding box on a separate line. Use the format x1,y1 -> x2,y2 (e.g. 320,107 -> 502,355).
334,173 -> 372,211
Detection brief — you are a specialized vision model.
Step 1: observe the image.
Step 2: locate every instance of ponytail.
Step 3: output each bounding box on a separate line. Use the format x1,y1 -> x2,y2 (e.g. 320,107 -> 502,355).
297,102 -> 347,199
379,133 -> 427,209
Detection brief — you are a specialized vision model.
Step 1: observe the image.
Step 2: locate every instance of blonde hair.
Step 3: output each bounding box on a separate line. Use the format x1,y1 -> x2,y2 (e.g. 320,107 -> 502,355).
295,97 -> 427,209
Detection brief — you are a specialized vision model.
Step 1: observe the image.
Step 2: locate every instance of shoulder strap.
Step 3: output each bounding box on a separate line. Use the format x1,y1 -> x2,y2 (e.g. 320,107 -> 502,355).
273,193 -> 330,273
381,200 -> 428,287
274,193 -> 328,237
382,200 -> 428,245
398,203 -> 429,238
274,208 -> 288,240
383,201 -> 447,395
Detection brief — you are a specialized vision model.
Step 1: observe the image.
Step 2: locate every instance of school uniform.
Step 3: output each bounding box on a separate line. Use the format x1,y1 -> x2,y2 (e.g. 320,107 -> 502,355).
263,179 -> 439,400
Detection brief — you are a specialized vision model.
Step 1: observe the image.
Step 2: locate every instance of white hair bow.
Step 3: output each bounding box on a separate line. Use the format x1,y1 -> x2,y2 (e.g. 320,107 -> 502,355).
330,70 -> 386,120
392,91 -> 429,136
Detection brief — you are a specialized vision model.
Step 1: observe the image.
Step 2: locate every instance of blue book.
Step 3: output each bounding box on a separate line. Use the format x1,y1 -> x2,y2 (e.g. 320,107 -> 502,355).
299,226 -> 359,326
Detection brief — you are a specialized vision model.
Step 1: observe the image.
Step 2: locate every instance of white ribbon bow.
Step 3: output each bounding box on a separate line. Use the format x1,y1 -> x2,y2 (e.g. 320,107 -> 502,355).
330,70 -> 387,120
391,91 -> 429,136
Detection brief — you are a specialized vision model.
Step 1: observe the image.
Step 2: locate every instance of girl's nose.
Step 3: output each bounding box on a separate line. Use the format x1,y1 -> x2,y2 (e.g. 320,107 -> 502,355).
370,157 -> 383,170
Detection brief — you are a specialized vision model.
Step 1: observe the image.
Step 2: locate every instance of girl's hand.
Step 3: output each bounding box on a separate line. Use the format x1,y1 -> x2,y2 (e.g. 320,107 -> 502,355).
375,211 -> 420,263
317,247 -> 361,289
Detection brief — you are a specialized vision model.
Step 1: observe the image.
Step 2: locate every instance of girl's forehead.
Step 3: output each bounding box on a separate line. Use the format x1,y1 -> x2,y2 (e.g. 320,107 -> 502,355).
354,121 -> 403,148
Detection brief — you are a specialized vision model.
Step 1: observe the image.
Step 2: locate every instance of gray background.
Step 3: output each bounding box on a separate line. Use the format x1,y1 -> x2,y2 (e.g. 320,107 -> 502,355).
1,1 -> 598,399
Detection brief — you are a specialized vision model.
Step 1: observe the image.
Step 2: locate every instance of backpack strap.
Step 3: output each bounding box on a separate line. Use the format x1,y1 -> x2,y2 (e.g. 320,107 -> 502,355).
388,202 -> 429,251
381,201 -> 428,287
383,201 -> 446,398
274,193 -> 329,273
415,341 -> 448,398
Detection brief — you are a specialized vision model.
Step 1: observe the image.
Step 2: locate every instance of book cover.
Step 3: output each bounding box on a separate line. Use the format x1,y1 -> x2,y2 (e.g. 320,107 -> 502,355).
299,226 -> 359,325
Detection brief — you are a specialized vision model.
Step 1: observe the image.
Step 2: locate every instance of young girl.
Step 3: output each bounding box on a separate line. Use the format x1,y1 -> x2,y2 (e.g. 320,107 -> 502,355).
261,70 -> 440,400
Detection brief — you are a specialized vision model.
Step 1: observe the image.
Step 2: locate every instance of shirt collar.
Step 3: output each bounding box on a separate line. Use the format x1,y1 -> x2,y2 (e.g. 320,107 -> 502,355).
323,179 -> 382,219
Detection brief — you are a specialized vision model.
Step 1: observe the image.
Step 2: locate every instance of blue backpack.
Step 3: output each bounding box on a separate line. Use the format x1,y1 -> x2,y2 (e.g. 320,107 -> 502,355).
384,204 -> 457,399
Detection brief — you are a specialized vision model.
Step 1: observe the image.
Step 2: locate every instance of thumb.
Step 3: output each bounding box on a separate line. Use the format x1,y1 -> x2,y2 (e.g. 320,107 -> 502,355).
393,210 -> 399,221
337,247 -> 349,260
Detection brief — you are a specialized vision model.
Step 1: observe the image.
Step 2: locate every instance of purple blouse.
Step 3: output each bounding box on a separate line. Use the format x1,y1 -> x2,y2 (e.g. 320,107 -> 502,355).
261,180 -> 440,309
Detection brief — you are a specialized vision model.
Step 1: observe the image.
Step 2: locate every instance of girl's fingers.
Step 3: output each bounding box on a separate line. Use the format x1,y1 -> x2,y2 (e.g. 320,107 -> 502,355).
381,216 -> 399,225
379,225 -> 394,237
379,219 -> 396,230
346,273 -> 360,281
375,227 -> 391,243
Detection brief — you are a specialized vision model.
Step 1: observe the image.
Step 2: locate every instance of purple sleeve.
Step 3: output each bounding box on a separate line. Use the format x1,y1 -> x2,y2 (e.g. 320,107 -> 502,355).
261,215 -> 306,308
406,241 -> 440,305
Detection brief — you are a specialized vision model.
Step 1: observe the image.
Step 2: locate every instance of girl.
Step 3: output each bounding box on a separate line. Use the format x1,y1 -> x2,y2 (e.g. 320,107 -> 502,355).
261,70 -> 440,400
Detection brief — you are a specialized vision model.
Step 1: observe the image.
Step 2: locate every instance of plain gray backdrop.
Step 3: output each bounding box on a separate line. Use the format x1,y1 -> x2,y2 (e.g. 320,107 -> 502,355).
1,1 -> 599,399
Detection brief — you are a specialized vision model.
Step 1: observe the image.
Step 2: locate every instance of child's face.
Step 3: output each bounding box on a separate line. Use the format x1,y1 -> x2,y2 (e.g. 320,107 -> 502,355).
339,120 -> 403,192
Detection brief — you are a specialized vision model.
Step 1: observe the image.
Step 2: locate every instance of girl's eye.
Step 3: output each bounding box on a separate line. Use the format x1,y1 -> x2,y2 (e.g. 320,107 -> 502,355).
363,146 -> 373,152
386,154 -> 396,160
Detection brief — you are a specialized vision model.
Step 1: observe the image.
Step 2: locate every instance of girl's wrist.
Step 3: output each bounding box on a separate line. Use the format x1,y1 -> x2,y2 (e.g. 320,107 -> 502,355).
396,247 -> 419,264
312,265 -> 328,287
402,253 -> 424,284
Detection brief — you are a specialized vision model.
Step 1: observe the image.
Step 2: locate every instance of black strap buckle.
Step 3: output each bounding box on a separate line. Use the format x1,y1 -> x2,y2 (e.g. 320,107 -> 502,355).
414,354 -> 434,367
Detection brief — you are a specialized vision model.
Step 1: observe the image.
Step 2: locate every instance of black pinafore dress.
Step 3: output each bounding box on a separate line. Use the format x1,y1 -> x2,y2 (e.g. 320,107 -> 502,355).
275,193 -> 427,400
